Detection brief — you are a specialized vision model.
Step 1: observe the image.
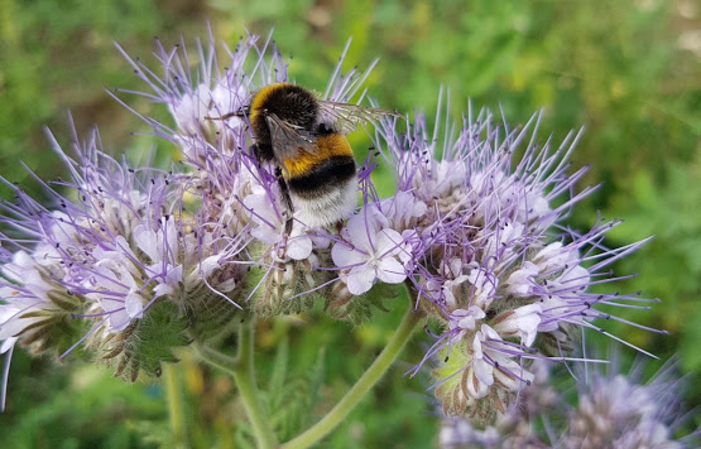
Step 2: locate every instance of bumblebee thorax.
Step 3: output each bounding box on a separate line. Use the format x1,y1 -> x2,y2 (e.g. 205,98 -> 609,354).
249,83 -> 319,143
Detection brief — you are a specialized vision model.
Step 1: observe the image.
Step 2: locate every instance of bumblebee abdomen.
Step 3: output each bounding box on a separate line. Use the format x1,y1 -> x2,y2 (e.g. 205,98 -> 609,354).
287,155 -> 357,199
282,133 -> 357,227
290,176 -> 358,228
282,133 -> 353,178
282,134 -> 356,202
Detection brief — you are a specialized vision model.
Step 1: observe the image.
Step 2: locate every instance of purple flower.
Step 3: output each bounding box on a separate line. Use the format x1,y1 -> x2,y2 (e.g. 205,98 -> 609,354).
0,30 -> 663,426
0,121 -> 244,387
560,356 -> 696,449
439,353 -> 698,448
375,105 -> 661,418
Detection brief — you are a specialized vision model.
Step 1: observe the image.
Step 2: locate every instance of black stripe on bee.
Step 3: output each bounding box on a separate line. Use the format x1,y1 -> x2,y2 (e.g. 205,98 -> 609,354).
287,155 -> 357,199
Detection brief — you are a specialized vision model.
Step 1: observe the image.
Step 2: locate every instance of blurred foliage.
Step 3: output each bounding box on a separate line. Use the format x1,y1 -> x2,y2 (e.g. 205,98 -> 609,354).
0,0 -> 699,447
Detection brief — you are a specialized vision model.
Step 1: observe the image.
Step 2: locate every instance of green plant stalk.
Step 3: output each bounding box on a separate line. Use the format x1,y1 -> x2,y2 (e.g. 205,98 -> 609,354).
280,307 -> 423,449
163,363 -> 188,447
193,342 -> 239,377
233,319 -> 279,449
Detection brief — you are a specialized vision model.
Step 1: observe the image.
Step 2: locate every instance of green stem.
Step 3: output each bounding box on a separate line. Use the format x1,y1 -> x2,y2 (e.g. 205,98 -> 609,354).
280,307 -> 423,449
193,342 -> 239,376
163,363 -> 188,447
233,319 -> 279,449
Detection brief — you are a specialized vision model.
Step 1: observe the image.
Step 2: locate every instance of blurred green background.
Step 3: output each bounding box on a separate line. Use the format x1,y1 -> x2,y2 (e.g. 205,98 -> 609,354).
0,0 -> 699,447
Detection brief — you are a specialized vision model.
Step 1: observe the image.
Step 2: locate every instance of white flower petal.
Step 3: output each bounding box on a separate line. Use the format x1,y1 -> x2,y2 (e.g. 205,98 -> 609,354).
346,264 -> 377,295
244,193 -> 279,228
375,228 -> 404,256
331,243 -> 367,268
153,283 -> 174,298
286,234 -> 313,260
108,307 -> 131,331
162,217 -> 178,259
125,293 -> 145,319
376,257 -> 407,284
345,214 -> 375,251
0,336 -> 17,354
473,359 -> 494,389
165,265 -> 183,286
198,256 -> 221,278
134,225 -> 160,262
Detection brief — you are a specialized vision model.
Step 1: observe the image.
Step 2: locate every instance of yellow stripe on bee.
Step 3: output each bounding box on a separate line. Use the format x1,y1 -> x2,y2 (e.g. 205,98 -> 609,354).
249,83 -> 292,125
282,134 -> 353,178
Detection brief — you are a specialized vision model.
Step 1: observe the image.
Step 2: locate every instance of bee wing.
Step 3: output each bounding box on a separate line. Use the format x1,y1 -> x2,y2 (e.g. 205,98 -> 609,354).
318,101 -> 401,135
265,113 -> 316,162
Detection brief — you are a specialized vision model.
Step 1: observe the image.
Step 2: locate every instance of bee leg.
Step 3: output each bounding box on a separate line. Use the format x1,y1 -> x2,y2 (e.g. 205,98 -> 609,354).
274,167 -> 295,228
275,166 -> 295,259
335,220 -> 355,250
203,111 -> 239,121
277,216 -> 293,260
253,142 -> 276,164
278,232 -> 289,260
203,107 -> 247,121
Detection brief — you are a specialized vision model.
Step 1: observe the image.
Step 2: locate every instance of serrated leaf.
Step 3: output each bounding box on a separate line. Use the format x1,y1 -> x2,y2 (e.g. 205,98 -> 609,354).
96,300 -> 190,381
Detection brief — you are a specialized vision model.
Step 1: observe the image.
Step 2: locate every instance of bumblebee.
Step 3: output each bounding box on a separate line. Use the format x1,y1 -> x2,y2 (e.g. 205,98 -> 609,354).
212,83 -> 398,233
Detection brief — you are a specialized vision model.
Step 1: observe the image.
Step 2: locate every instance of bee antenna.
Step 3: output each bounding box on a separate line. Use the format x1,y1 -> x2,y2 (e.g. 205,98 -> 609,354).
204,108 -> 248,121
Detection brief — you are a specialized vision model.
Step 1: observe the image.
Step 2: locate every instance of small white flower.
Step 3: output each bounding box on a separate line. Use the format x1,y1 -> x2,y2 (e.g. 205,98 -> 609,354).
468,324 -> 535,399
442,274 -> 470,309
2,251 -> 55,300
134,218 -> 177,267
504,261 -> 539,297
243,193 -> 313,261
410,156 -> 467,201
169,83 -> 246,137
133,219 -> 186,299
124,292 -> 146,319
378,191 -> 427,231
0,287 -> 43,351
533,242 -> 579,273
448,306 -> 486,342
331,209 -> 411,295
492,303 -> 542,346
466,267 -> 498,309
479,221 -> 525,268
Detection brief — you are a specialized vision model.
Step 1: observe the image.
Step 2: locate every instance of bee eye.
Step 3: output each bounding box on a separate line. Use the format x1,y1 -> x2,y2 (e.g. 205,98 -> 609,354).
316,123 -> 334,135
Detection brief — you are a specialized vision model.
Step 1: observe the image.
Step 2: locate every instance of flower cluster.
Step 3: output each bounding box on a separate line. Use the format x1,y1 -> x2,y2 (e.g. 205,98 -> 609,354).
438,354 -> 699,448
0,31 -> 658,421
347,102 -> 659,420
0,122 -> 242,389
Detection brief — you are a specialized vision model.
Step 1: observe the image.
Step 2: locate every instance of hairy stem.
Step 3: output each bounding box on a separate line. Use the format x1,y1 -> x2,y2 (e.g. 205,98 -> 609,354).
233,319 -> 278,449
193,342 -> 239,376
163,363 -> 189,448
280,306 -> 423,449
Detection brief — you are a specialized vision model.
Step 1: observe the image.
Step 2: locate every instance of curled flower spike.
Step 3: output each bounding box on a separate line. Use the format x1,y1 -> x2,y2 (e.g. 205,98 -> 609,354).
0,120 -> 244,385
439,353 -> 698,449
561,354 -> 698,449
375,101 -> 662,420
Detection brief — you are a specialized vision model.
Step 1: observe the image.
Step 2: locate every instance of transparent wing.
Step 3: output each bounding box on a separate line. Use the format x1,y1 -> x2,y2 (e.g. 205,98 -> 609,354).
265,113 -> 316,163
318,101 -> 401,135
